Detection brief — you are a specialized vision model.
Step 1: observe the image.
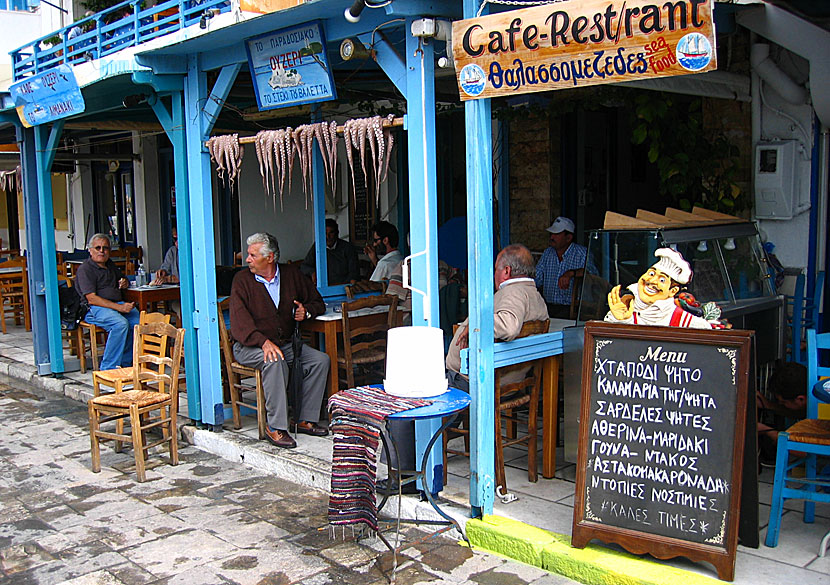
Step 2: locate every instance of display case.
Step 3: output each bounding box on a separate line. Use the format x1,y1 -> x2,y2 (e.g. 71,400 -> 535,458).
563,218 -> 783,462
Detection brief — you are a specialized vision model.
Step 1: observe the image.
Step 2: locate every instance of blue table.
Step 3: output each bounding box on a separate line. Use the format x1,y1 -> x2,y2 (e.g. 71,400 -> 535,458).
377,386 -> 471,541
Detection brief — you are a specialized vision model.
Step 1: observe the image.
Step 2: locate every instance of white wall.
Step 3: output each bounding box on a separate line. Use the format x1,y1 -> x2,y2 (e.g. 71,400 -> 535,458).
753,45 -> 816,272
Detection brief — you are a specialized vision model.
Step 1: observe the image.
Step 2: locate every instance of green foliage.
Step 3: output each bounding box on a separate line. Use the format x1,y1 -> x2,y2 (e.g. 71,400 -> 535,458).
630,92 -> 747,214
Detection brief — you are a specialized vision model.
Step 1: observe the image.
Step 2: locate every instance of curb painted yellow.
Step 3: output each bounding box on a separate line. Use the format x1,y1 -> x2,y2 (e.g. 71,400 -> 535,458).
465,515 -> 724,585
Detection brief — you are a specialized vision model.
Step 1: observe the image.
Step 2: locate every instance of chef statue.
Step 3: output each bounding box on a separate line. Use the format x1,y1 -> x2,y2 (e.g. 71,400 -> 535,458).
605,247 -> 725,329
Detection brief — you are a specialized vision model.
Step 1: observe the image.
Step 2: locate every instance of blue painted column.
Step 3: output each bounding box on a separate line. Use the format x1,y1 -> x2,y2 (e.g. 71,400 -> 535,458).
17,124 -> 57,374
149,88 -> 201,421
464,0 -> 496,516
312,105 -> 328,288
405,18 -> 442,494
183,54 -> 223,427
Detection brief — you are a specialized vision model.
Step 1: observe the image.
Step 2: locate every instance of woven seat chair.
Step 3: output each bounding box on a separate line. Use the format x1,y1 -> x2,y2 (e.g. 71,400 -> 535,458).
765,329 -> 830,547
218,298 -> 266,439
92,311 -> 173,396
88,321 -> 185,482
443,320 -> 549,492
337,294 -> 398,389
0,257 -> 30,333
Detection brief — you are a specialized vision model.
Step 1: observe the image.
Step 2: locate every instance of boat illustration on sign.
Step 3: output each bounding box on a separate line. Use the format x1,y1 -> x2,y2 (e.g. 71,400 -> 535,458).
676,33 -> 712,72
269,62 -> 303,89
459,64 -> 486,97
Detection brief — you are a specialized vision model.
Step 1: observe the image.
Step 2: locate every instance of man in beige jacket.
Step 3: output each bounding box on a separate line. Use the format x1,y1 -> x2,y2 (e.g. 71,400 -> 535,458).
446,244 -> 549,391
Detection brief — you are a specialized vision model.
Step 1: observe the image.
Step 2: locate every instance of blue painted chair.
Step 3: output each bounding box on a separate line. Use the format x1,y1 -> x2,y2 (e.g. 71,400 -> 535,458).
788,271 -> 825,364
765,329 -> 830,547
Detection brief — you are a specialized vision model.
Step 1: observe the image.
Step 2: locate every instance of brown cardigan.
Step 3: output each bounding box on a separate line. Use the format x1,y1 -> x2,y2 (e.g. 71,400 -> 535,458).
229,263 -> 325,347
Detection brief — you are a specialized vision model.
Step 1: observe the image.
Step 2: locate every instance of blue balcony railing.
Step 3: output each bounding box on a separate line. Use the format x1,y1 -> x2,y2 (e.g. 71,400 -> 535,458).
10,0 -> 230,81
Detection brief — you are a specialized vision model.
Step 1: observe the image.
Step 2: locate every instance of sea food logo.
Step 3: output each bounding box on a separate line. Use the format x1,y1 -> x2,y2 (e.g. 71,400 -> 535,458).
676,32 -> 712,71
460,64 -> 486,97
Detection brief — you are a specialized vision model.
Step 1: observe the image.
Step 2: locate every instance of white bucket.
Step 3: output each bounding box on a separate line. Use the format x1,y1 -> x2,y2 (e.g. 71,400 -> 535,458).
384,326 -> 448,398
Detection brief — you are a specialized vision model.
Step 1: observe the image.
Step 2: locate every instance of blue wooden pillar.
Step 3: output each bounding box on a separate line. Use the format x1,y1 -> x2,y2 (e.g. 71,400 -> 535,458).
311,105 -> 328,287
464,0 -> 496,516
143,81 -> 202,422
182,55 -> 239,427
17,123 -> 64,375
404,18 -> 443,494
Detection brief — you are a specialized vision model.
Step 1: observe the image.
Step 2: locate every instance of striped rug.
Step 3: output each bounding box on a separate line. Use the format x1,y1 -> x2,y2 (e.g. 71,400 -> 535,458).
327,385 -> 432,532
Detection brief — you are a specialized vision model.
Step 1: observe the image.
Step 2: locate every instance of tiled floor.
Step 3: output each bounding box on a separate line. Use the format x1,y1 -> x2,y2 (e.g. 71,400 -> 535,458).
3,325 -> 829,584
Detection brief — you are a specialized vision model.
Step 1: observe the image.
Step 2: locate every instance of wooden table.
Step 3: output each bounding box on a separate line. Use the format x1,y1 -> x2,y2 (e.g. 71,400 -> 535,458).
303,303 -> 394,399
123,285 -> 180,316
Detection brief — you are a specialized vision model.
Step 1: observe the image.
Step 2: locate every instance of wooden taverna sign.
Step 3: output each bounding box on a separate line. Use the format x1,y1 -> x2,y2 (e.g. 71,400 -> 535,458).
452,0 -> 717,100
572,322 -> 751,581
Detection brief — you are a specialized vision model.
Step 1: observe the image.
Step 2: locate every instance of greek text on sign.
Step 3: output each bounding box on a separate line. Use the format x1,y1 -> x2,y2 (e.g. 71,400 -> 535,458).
245,21 -> 337,111
452,0 -> 717,100
9,65 -> 86,127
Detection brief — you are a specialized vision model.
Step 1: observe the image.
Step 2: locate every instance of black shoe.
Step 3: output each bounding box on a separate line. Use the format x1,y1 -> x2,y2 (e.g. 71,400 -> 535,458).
294,421 -> 328,437
376,476 -> 418,495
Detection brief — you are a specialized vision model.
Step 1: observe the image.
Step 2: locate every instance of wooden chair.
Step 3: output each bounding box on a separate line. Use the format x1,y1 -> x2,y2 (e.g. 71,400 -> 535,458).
443,320 -> 549,492
344,280 -> 385,299
218,298 -> 266,439
109,248 -> 134,275
88,321 -> 185,482
337,294 -> 398,389
765,329 -> 830,547
0,257 -> 30,333
63,276 -> 106,373
92,311 -> 172,397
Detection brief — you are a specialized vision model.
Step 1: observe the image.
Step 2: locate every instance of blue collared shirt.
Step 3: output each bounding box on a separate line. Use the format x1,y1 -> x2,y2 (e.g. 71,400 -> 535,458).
254,265 -> 281,310
534,243 -> 595,305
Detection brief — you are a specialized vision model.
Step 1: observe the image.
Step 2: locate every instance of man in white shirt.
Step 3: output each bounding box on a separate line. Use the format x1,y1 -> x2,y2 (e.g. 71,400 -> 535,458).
364,221 -> 403,282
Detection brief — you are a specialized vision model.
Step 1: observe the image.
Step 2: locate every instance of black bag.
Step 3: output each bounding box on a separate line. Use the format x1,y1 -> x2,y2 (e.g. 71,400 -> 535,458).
59,285 -> 89,330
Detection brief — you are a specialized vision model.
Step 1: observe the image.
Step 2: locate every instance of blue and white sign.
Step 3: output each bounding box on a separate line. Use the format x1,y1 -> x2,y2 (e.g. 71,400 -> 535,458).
9,65 -> 85,127
246,21 -> 336,111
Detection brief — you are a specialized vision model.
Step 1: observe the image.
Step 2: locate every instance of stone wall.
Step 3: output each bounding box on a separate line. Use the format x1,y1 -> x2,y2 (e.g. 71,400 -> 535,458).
508,113 -> 560,253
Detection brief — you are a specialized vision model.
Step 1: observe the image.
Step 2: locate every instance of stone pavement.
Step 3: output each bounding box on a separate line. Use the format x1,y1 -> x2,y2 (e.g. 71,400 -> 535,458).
0,375 -> 578,585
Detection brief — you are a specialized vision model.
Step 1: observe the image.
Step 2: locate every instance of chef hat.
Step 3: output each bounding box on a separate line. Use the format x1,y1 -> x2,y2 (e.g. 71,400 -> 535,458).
651,247 -> 692,285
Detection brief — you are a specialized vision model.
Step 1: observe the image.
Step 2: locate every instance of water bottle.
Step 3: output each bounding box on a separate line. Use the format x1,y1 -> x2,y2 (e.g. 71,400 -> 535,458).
136,264 -> 146,287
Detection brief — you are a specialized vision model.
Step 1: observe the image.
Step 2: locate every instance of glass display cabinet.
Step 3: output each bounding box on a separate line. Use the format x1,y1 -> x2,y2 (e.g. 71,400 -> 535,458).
563,219 -> 783,462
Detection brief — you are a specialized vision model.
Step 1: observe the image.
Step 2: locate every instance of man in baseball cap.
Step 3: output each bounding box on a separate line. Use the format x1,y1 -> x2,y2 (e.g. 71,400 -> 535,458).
534,216 -> 592,319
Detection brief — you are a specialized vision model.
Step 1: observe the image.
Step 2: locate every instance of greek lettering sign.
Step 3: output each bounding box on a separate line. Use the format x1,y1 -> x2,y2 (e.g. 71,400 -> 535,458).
246,21 -> 336,110
9,65 -> 86,127
452,0 -> 717,100
572,322 -> 751,581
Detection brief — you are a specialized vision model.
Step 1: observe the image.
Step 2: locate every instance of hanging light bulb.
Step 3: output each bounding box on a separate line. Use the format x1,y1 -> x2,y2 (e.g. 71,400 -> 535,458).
723,237 -> 736,251
697,240 -> 708,252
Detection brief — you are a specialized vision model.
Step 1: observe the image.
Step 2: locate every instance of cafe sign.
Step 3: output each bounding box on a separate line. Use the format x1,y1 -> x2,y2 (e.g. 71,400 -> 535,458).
452,0 -> 717,101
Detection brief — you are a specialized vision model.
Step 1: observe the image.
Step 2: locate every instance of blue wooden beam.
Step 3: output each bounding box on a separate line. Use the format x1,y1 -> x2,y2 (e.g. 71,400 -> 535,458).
17,124 -> 52,375
460,333 -> 564,373
359,31 -> 406,95
464,0 -> 495,518
203,63 -> 242,135
184,53 -> 227,427
31,122 -> 66,375
311,105 -> 328,288
404,17 -> 443,495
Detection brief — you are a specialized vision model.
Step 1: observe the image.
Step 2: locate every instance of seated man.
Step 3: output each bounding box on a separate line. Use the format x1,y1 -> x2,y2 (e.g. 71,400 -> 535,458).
230,232 -> 329,449
300,218 -> 360,285
152,227 -> 179,285
446,244 -> 548,391
75,233 -> 140,371
365,221 -> 403,282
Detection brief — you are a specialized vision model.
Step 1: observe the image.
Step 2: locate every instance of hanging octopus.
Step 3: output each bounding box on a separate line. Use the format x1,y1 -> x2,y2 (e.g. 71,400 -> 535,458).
206,134 -> 244,188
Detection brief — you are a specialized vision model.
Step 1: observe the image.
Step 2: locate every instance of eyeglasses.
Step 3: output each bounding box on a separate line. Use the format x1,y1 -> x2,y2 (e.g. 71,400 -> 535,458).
373,237 -> 382,243
92,245 -> 110,251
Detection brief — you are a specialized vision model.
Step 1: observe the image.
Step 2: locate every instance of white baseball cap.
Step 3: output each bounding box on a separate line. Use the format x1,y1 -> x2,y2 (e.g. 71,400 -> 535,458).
546,217 -> 575,234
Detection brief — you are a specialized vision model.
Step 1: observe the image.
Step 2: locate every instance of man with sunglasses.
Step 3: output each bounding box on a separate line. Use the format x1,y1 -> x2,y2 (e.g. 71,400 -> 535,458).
75,233 -> 140,370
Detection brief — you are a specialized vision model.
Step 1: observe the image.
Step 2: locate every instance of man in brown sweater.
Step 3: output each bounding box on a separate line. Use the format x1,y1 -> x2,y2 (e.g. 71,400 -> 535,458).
230,232 -> 329,448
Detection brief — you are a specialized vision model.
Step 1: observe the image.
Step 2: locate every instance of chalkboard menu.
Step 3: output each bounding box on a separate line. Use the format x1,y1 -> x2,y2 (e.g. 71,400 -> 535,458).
572,322 -> 752,581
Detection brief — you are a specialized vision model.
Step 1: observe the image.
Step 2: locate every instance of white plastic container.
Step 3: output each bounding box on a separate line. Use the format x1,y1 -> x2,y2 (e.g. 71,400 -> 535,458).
384,326 -> 448,398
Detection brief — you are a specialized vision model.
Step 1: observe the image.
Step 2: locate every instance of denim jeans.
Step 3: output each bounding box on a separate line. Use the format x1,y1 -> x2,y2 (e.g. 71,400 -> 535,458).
85,304 -> 140,370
